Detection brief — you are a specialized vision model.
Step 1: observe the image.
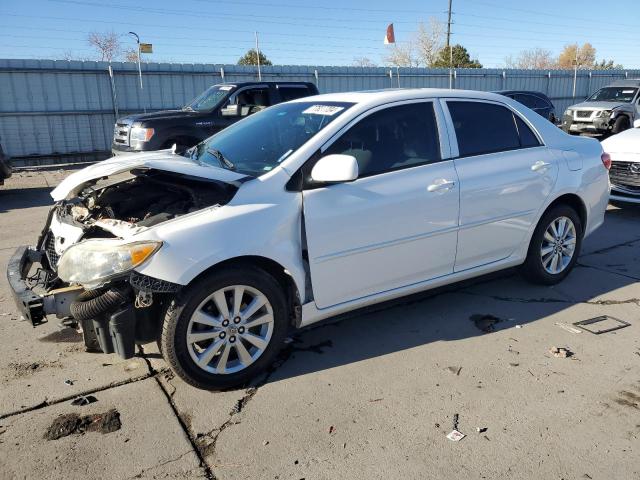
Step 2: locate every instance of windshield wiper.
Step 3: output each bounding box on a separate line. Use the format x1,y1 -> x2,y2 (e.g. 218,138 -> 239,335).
206,147 -> 235,170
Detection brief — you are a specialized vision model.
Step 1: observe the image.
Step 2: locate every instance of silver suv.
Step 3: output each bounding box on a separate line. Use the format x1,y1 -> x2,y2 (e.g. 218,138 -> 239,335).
561,79 -> 640,135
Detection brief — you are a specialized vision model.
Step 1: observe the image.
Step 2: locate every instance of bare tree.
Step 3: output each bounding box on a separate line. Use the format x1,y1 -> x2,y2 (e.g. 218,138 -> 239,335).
414,19 -> 444,67
505,48 -> 556,69
383,17 -> 445,67
87,31 -> 121,62
124,48 -> 139,63
352,57 -> 377,67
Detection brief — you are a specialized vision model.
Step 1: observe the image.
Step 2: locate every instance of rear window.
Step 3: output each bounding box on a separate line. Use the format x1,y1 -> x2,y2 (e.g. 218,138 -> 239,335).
515,116 -> 541,148
448,101 -> 520,157
278,86 -> 313,102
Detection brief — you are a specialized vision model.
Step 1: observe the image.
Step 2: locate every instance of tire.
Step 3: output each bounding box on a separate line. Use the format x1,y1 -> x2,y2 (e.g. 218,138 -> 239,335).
520,205 -> 583,285
611,116 -> 630,135
161,266 -> 289,390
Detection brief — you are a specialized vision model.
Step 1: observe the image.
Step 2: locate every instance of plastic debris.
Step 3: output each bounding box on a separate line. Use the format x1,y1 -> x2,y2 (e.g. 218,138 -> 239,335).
476,427 -> 488,433
64,379 -> 74,386
446,430 -> 466,442
71,395 -> 97,406
555,322 -> 582,334
549,346 -> 573,358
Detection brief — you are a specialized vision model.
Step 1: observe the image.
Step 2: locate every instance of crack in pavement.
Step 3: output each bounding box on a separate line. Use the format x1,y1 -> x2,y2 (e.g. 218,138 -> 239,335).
137,346 -> 215,480
581,237 -> 640,257
126,450 -> 198,479
457,290 -> 640,307
577,262 -> 640,281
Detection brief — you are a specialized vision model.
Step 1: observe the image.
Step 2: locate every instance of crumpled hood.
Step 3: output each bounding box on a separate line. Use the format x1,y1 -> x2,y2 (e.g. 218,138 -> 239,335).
601,128 -> 640,156
51,150 -> 248,201
569,101 -> 630,111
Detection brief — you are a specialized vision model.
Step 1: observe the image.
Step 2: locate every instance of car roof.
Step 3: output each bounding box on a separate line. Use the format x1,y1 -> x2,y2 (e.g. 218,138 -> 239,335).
289,88 -> 512,107
607,79 -> 640,87
493,90 -> 550,98
213,81 -> 315,88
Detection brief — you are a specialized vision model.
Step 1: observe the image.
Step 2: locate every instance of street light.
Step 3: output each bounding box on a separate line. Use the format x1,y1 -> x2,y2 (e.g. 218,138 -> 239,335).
128,31 -> 143,90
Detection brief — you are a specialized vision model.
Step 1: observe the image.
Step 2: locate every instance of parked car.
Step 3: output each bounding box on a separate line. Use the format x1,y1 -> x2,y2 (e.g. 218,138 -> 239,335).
0,140 -> 11,186
9,89 -> 610,390
494,90 -> 557,123
561,79 -> 640,136
601,120 -> 640,205
112,82 -> 318,155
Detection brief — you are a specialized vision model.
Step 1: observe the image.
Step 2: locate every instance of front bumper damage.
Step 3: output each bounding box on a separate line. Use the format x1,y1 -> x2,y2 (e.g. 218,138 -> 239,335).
7,244 -> 181,359
561,115 -> 614,134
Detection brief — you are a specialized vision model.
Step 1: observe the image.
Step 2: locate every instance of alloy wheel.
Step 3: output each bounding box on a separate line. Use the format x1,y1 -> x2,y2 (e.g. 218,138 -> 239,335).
540,216 -> 577,275
186,285 -> 274,374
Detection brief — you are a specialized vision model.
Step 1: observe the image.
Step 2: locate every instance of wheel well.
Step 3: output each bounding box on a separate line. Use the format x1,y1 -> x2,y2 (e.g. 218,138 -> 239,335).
190,256 -> 301,322
544,194 -> 587,232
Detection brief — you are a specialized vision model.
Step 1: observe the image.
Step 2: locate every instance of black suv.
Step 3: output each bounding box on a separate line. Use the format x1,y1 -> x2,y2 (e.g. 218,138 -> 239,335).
112,82 -> 319,154
494,90 -> 557,124
0,140 -> 11,186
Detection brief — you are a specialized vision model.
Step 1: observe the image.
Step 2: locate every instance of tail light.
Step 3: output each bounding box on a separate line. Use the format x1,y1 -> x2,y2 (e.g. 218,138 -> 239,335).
601,152 -> 612,170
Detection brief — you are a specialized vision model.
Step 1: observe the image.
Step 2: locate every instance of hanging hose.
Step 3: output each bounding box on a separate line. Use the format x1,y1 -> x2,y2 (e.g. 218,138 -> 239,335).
70,287 -> 130,321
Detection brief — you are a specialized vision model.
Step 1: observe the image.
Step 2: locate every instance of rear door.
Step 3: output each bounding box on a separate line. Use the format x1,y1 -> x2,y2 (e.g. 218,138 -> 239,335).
443,99 -> 558,271
276,84 -> 315,102
302,100 -> 460,308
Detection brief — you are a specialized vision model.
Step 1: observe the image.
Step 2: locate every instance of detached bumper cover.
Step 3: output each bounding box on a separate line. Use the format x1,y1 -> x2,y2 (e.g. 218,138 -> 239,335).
6,246 -> 46,325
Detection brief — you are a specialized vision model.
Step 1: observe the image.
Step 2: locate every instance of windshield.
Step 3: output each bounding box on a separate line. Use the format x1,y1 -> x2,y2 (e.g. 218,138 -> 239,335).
186,101 -> 354,176
587,87 -> 638,103
184,85 -> 234,112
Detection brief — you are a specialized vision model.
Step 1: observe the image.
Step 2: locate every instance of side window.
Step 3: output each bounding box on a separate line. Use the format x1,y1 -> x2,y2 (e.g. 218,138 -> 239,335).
514,94 -> 538,109
515,116 -> 541,148
324,103 -> 441,177
278,86 -> 312,102
447,101 -> 520,157
235,88 -> 270,117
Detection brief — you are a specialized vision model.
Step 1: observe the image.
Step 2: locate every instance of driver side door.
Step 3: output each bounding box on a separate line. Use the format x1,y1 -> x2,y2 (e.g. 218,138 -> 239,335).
302,101 -> 460,309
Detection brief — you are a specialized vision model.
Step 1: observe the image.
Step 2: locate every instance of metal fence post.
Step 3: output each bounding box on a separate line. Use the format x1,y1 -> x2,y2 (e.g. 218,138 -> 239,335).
220,67 -> 225,83
314,69 -> 319,89
108,65 -> 119,120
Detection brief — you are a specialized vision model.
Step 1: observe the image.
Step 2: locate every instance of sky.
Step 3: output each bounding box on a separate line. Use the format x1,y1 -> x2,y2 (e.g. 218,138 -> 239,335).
0,0 -> 638,68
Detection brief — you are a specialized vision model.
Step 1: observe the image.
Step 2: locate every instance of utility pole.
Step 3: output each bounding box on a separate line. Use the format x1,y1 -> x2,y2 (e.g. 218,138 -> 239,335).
255,31 -> 262,81
128,32 -> 143,90
572,46 -> 579,99
446,0 -> 453,89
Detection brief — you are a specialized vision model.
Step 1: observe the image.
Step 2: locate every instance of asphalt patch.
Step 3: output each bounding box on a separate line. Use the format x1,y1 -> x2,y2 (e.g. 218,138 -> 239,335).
44,409 -> 121,440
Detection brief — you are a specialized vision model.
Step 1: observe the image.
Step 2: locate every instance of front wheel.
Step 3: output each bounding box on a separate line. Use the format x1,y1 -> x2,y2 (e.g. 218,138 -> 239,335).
520,205 -> 583,285
611,116 -> 630,135
161,266 -> 289,390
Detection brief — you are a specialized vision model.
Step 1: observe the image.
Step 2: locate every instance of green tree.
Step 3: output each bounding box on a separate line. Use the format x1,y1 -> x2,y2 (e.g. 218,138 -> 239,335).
593,59 -> 623,70
237,49 -> 272,66
432,44 -> 482,68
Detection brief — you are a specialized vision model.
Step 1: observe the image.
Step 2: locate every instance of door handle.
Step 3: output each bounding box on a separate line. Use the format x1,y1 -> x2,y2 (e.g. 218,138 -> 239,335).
531,161 -> 551,172
427,179 -> 456,192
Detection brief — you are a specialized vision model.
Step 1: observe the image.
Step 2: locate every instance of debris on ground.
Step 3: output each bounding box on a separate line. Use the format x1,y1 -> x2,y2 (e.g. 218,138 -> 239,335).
555,322 -> 582,334
44,409 -> 121,440
452,413 -> 459,430
509,362 -> 520,367
549,346 -> 573,358
70,395 -> 98,406
445,366 -> 462,375
573,315 -> 631,335
470,314 -> 503,333
64,379 -> 74,386
476,427 -> 488,433
446,430 -> 466,442
368,398 -> 383,403
329,425 -> 335,435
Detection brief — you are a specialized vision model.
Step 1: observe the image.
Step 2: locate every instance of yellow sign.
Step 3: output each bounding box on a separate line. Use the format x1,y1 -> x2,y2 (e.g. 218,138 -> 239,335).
140,43 -> 153,54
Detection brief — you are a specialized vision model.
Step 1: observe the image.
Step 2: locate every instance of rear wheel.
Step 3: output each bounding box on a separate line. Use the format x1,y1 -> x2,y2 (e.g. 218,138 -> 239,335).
520,205 -> 583,285
161,266 -> 289,390
612,116 -> 630,135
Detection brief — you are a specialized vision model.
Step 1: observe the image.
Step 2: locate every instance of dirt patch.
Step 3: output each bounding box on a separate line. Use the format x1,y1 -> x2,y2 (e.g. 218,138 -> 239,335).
6,361 -> 61,380
44,409 -> 122,440
38,328 -> 82,343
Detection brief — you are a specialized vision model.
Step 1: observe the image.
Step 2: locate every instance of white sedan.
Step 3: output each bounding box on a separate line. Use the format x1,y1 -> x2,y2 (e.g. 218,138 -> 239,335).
602,121 -> 640,204
8,89 -> 610,390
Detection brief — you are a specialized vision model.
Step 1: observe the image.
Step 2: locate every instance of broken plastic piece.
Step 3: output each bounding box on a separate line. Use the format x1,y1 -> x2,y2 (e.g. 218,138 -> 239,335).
573,315 -> 631,335
447,430 -> 466,442
71,395 -> 98,406
555,322 -> 582,334
549,346 -> 573,358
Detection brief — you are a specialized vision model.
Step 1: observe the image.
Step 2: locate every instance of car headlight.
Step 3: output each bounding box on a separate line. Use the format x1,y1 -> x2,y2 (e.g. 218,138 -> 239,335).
57,240 -> 162,287
565,109 -> 573,117
130,126 -> 155,142
597,110 -> 612,118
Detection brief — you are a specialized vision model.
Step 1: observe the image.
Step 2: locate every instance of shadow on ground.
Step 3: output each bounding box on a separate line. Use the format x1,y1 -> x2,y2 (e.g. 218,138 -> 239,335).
0,187 -> 54,213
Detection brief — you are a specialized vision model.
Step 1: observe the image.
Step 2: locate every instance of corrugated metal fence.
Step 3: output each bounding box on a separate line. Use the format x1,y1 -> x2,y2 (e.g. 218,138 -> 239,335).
1,58 -> 639,164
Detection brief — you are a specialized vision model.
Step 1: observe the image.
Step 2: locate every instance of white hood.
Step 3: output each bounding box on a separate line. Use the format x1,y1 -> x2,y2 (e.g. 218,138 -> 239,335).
601,128 -> 640,157
51,151 -> 248,201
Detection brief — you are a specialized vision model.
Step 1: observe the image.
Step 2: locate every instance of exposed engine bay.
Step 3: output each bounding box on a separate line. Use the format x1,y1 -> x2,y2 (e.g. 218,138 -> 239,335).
55,169 -> 238,238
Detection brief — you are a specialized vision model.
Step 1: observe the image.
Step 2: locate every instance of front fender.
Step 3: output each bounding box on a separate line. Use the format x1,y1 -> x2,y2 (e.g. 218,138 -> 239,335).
133,192 -> 306,301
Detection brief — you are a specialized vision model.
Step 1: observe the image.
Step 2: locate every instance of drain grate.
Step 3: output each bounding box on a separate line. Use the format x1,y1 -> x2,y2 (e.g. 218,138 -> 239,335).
573,315 -> 631,335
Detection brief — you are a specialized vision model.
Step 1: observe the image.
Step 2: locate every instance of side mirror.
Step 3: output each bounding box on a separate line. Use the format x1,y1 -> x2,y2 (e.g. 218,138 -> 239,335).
310,154 -> 359,184
634,119 -> 640,129
221,104 -> 239,117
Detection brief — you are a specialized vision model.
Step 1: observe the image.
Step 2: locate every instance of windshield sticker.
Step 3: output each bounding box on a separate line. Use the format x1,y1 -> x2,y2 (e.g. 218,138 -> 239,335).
622,90 -> 635,94
219,86 -> 233,91
303,105 -> 345,116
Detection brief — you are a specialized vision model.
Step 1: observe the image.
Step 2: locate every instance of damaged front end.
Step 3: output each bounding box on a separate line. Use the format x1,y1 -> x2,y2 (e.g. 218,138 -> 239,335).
8,166 -> 239,359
